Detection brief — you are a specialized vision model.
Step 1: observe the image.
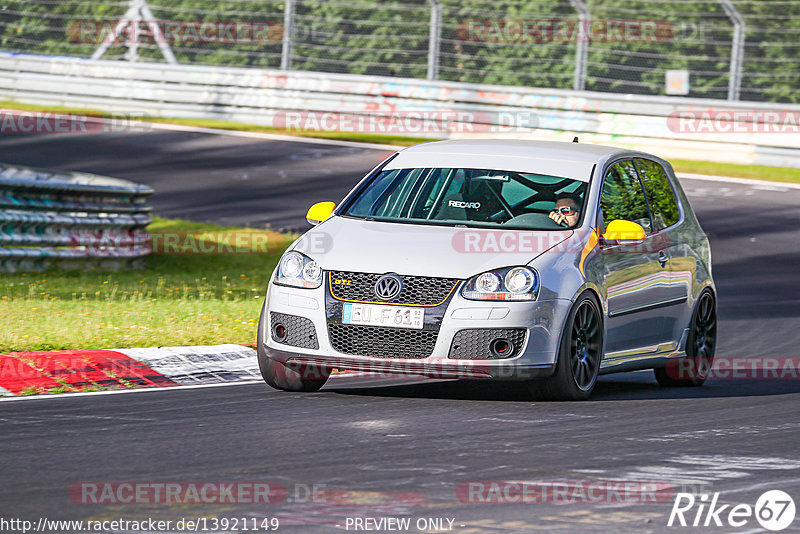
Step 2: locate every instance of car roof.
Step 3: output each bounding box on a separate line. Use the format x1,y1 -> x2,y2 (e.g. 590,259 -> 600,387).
402,139 -> 628,161
384,139 -> 631,182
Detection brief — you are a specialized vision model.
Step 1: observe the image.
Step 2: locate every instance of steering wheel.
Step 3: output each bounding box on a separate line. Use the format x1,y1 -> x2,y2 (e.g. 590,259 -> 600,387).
487,203 -> 516,223
503,212 -> 566,229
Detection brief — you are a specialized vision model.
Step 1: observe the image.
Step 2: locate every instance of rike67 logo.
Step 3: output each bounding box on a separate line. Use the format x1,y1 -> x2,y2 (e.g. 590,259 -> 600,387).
668,490 -> 796,531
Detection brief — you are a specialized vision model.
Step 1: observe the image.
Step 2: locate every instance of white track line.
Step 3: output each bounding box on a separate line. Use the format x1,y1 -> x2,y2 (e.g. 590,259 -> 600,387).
6,113 -> 796,188
676,172 -> 800,190
146,121 -> 404,151
714,476 -> 800,496
147,121 -> 800,190
0,371 -> 367,403
0,380 -> 263,403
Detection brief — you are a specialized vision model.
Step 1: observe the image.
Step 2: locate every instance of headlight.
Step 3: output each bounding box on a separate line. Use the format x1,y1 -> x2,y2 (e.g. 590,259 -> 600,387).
476,272 -> 501,293
276,251 -> 323,289
462,266 -> 539,301
505,267 -> 535,293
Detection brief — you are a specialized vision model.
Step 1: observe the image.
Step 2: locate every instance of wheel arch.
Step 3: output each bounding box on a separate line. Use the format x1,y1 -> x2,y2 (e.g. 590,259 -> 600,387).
554,287 -> 605,366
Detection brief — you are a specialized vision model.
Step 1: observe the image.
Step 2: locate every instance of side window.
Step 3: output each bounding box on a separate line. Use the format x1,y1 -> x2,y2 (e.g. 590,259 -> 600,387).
599,160 -> 652,233
635,158 -> 680,230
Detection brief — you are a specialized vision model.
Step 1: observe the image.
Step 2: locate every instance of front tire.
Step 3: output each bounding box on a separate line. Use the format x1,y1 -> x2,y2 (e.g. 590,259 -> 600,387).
655,290 -> 716,387
536,292 -> 603,401
256,307 -> 329,392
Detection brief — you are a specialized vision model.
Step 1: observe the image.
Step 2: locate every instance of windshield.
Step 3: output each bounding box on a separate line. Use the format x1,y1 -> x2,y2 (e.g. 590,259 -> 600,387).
342,167 -> 588,230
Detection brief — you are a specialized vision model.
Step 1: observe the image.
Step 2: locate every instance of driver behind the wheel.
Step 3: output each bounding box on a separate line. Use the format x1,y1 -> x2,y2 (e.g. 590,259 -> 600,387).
548,193 -> 581,227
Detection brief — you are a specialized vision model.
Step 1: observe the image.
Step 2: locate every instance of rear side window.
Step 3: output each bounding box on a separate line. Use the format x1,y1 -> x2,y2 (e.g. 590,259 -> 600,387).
599,160 -> 652,233
635,158 -> 681,230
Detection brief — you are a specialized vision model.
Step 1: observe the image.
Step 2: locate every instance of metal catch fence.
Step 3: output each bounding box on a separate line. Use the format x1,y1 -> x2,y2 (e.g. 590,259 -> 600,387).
0,0 -> 798,103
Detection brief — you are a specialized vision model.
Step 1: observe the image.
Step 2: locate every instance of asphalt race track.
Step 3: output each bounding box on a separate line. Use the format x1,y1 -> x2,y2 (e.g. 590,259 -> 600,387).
2,128 -> 800,532
0,126 -> 394,231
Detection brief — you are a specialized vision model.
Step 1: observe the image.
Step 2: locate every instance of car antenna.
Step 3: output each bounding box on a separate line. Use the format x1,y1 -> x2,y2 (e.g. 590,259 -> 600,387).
573,136 -> 579,143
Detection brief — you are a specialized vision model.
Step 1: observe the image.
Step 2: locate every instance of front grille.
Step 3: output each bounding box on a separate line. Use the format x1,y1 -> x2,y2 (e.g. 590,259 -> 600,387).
448,328 -> 527,360
329,271 -> 459,306
328,324 -> 438,359
270,312 -> 319,349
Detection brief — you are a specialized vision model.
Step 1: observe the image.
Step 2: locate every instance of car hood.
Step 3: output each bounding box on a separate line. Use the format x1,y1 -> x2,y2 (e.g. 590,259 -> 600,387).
291,216 -> 574,279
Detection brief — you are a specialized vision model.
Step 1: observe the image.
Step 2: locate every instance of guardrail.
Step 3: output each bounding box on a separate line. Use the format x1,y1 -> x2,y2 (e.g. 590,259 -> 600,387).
1,52 -> 799,168
0,162 -> 153,272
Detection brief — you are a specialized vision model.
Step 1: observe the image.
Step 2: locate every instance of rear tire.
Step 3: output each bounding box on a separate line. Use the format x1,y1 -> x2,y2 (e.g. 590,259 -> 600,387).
256,307 -> 329,392
654,290 -> 716,387
535,292 -> 603,401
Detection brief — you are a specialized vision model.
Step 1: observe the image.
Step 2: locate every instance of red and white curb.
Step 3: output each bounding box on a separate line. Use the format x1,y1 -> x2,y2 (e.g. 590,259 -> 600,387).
0,344 -> 261,396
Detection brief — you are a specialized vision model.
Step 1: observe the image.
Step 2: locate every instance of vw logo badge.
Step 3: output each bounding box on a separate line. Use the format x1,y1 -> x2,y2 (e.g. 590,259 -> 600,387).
374,274 -> 403,300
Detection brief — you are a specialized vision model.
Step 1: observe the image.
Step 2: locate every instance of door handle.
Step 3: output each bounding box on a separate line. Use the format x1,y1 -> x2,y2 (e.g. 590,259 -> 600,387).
658,251 -> 669,267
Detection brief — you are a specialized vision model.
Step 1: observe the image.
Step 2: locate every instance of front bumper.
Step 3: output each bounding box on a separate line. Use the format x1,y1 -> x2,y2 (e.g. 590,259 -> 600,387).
261,280 -> 571,381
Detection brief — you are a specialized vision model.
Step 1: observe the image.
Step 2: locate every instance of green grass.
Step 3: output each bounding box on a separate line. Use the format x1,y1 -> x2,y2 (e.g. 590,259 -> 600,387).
0,217 -> 296,352
669,159 -> 800,184
5,99 -> 800,183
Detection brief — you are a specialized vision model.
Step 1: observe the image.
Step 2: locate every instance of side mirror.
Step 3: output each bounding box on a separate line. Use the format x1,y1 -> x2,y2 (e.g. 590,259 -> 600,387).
306,201 -> 336,226
602,220 -> 646,241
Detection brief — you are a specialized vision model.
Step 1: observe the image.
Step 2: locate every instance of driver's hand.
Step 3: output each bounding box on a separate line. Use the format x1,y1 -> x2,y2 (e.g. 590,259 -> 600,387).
549,210 -> 567,226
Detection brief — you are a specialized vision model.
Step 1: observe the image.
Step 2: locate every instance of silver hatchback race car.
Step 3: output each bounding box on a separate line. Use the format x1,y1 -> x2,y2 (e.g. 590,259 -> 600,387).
257,140 -> 716,400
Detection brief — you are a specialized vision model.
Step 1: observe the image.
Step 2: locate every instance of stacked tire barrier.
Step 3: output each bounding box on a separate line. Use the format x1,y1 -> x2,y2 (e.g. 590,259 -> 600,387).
0,163 -> 153,272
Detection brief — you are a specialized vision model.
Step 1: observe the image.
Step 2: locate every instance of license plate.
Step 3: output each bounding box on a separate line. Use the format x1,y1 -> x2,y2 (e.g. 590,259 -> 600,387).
342,303 -> 424,329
